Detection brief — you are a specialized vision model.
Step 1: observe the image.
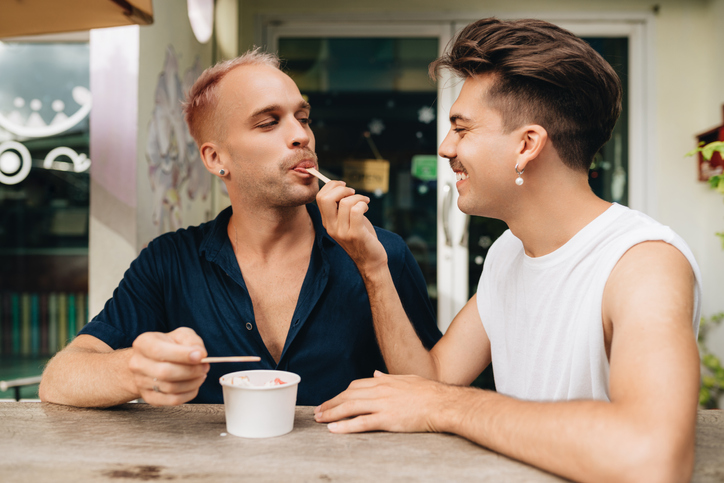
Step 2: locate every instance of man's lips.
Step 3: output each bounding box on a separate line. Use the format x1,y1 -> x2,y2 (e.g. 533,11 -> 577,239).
450,163 -> 468,182
291,160 -> 316,175
291,160 -> 318,178
455,171 -> 469,182
292,160 -> 316,170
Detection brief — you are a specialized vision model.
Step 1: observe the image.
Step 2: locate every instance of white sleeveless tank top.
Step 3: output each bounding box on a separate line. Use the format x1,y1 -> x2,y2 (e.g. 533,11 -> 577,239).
476,203 -> 702,402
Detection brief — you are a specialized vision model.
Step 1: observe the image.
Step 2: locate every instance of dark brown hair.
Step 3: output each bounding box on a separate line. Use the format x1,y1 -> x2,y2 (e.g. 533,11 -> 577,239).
431,18 -> 622,172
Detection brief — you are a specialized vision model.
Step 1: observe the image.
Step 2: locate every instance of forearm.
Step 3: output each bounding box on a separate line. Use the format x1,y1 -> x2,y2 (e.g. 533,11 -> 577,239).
436,388 -> 695,483
362,265 -> 439,379
39,347 -> 140,408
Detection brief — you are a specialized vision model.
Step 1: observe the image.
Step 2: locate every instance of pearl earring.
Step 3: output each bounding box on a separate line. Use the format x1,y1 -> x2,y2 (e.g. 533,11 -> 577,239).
219,169 -> 226,176
515,164 -> 524,186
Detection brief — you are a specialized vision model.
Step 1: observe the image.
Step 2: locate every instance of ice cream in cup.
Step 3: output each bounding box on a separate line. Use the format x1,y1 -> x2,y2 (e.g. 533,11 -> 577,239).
219,369 -> 301,438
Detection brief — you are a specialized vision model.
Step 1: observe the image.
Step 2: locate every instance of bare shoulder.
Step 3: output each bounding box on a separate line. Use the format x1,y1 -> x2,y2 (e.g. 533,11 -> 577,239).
603,240 -> 695,330
607,240 -> 694,294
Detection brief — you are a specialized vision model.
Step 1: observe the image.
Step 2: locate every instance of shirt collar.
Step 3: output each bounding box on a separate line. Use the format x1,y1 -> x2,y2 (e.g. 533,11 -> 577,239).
199,203 -> 335,263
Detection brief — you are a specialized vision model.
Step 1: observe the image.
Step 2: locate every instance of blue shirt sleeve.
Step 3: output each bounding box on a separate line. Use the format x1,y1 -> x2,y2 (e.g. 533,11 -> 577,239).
79,238 -> 168,349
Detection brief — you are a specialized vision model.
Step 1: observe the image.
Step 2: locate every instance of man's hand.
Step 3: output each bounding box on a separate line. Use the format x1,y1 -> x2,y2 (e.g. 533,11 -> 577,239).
316,181 -> 387,274
314,371 -> 467,434
129,327 -> 210,406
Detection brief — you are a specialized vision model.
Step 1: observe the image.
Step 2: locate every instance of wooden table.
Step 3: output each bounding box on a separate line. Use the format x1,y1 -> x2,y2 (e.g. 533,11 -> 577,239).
1,403 -> 722,482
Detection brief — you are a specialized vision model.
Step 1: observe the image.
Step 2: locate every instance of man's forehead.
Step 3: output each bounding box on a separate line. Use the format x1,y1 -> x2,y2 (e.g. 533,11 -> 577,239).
450,76 -> 492,122
220,64 -> 306,113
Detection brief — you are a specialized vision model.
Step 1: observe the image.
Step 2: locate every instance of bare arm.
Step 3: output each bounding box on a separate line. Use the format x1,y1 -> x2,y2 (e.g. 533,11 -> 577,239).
40,328 -> 210,408
316,242 -> 699,483
316,182 -> 489,383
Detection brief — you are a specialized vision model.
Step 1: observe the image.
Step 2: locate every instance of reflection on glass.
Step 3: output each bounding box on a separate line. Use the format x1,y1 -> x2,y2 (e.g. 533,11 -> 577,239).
279,38 -> 439,310
0,42 -> 90,386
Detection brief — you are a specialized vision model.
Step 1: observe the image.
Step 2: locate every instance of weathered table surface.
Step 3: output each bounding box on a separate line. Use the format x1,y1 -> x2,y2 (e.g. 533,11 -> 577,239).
0,403 -> 722,482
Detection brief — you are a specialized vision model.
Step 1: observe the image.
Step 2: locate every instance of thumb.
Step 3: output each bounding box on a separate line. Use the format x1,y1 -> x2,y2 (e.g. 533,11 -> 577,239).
374,370 -> 387,377
168,327 -> 207,362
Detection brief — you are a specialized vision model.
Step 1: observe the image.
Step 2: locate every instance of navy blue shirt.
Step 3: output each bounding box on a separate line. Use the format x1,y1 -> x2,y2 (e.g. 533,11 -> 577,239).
80,204 -> 441,405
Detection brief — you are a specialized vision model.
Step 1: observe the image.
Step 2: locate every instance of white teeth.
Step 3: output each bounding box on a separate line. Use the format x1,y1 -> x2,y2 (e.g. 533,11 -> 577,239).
455,172 -> 469,181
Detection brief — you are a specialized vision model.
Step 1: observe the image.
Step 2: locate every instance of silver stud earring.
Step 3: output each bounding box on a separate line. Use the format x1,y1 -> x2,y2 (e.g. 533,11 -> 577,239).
515,164 -> 524,186
219,169 -> 226,176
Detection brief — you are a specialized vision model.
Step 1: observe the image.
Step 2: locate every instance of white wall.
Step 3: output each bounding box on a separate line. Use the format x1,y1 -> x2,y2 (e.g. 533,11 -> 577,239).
136,0 -> 214,248
89,0 -> 213,317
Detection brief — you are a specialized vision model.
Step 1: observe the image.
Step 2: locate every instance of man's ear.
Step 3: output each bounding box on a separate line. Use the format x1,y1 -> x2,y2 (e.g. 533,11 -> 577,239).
199,142 -> 226,176
515,124 -> 548,172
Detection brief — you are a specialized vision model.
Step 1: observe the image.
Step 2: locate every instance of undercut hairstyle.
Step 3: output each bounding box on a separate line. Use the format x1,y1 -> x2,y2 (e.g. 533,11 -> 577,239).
430,18 -> 622,172
183,47 -> 281,147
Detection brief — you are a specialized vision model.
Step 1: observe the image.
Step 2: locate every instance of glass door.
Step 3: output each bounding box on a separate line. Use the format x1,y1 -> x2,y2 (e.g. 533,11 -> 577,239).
270,24 -> 452,327
0,35 -> 91,399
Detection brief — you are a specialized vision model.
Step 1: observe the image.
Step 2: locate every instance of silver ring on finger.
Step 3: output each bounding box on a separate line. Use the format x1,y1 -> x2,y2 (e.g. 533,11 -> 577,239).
152,377 -> 161,393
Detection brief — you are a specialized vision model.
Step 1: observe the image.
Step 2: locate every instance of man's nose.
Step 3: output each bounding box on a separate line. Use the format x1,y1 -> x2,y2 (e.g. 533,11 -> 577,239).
289,120 -> 310,148
438,130 -> 456,159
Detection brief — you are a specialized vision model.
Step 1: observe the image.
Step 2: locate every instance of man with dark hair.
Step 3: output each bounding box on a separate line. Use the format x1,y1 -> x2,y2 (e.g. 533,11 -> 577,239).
314,18 -> 702,482
39,49 -> 441,408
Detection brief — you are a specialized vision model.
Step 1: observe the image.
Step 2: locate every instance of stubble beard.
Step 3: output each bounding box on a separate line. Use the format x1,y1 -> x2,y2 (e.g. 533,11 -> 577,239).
242,149 -> 320,209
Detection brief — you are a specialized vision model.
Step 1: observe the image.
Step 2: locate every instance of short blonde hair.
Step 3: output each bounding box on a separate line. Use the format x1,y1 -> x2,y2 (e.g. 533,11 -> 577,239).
183,47 -> 281,146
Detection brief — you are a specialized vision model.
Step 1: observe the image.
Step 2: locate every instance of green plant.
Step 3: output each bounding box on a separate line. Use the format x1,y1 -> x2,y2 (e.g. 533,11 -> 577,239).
698,313 -> 724,408
686,142 -> 724,408
685,142 -> 724,247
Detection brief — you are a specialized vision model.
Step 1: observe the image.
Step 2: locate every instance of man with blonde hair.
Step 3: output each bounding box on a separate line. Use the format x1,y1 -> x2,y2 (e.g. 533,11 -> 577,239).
40,49 -> 440,408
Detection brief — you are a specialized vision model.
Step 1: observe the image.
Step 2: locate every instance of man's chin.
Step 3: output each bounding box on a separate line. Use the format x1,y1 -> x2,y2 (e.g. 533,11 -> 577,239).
279,187 -> 318,208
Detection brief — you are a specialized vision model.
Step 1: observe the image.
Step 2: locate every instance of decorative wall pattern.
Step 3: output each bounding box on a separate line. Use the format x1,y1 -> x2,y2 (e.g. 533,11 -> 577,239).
145,46 -> 209,234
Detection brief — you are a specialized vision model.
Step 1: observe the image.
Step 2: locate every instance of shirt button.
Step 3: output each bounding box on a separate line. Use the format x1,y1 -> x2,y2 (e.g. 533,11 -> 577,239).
245,322 -> 253,330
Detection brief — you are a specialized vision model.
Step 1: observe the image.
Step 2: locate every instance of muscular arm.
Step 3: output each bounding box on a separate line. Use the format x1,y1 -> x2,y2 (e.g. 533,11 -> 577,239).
40,335 -> 139,407
317,242 -> 699,483
316,182 -> 489,383
40,329 -> 210,408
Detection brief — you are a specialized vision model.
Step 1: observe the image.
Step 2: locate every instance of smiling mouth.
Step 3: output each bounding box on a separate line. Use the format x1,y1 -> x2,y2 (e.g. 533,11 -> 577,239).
449,160 -> 468,181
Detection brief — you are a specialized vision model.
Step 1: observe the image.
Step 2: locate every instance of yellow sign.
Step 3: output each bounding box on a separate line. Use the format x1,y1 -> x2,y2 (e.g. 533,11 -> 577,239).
343,159 -> 390,194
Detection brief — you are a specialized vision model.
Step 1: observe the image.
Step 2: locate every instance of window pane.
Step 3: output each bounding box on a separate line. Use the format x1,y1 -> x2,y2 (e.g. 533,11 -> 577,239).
0,41 -> 90,391
279,37 -> 439,310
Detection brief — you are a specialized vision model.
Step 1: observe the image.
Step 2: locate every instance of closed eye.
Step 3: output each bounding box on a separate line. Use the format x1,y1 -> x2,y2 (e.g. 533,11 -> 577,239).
258,119 -> 279,128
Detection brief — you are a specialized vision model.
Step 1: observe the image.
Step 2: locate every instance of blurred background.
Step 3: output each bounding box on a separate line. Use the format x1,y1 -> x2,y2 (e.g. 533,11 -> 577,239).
0,0 -> 722,403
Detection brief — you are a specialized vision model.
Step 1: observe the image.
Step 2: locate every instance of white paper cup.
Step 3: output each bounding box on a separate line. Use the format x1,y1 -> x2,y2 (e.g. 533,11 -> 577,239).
219,370 -> 301,438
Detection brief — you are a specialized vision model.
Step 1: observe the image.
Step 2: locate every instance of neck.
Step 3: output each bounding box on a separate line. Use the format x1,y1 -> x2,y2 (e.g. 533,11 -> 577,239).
227,202 -> 314,260
503,170 -> 611,258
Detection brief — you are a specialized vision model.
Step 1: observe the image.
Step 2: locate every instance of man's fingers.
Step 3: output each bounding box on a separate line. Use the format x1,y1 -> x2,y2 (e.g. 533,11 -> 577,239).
149,374 -> 207,394
336,195 -> 371,236
141,387 -> 201,407
168,328 -> 207,362
316,181 -> 353,224
328,413 -> 386,434
132,332 -> 206,365
315,397 -> 375,424
168,327 -> 204,347
315,376 -> 384,413
131,357 -> 209,382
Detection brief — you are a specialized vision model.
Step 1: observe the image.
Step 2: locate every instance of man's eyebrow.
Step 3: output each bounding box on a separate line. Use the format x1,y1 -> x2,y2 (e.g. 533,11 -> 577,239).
250,101 -> 311,119
250,104 -> 281,119
450,114 -> 471,124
